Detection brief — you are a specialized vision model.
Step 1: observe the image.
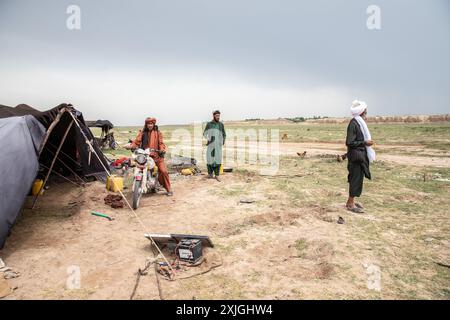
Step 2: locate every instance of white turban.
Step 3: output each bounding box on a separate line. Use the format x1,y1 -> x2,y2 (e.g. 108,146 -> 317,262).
351,100 -> 367,116
350,99 -> 376,163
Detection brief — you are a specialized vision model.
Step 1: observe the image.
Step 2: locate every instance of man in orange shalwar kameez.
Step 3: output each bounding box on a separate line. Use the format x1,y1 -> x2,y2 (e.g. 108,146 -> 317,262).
126,117 -> 172,196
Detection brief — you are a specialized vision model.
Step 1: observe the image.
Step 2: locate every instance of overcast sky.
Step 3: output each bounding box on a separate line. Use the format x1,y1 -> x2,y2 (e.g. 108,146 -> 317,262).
0,0 -> 448,125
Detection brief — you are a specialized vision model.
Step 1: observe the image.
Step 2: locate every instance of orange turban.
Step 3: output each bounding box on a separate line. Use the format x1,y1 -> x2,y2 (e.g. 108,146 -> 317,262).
145,117 -> 156,125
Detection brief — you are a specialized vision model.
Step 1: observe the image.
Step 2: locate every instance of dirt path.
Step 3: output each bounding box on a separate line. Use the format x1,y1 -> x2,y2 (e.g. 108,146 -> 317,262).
277,142 -> 450,168
173,141 -> 450,168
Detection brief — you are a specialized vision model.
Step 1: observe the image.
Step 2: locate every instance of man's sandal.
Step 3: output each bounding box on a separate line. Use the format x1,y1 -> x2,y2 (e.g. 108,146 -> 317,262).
355,203 -> 364,209
347,206 -> 364,214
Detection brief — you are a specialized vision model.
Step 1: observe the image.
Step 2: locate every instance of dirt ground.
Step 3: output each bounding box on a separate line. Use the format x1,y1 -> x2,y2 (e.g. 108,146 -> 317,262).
1,124 -> 449,300
1,173 -> 374,299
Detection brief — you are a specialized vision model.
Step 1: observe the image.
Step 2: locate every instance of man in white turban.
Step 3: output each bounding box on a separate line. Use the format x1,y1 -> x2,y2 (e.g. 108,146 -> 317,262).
345,100 -> 376,213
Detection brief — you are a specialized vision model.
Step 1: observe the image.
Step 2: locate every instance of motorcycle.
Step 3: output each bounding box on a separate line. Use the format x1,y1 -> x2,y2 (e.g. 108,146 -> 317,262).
131,148 -> 159,209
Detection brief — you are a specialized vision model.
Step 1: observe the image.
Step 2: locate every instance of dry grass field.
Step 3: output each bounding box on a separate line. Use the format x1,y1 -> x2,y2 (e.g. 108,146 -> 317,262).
1,119 -> 449,299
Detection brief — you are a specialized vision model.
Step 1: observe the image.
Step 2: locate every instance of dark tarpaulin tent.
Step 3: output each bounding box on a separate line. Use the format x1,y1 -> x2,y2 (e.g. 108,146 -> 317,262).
0,103 -> 110,249
85,119 -> 114,130
85,119 -> 118,150
0,115 -> 45,250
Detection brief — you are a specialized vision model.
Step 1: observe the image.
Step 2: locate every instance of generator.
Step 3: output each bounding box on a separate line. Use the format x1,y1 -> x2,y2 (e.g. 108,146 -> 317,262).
176,238 -> 203,263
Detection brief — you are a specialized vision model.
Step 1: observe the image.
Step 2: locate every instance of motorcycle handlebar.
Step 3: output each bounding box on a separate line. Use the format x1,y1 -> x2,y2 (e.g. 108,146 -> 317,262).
130,147 -> 161,153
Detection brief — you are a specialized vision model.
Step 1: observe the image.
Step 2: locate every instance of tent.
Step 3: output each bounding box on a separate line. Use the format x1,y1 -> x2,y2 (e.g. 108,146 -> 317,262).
85,119 -> 114,131
0,103 -> 110,249
85,119 -> 118,150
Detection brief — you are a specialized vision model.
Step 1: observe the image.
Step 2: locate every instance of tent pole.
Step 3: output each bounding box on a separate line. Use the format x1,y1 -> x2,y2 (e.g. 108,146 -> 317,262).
40,163 -> 83,188
43,146 -> 86,184
31,119 -> 74,210
37,107 -> 67,157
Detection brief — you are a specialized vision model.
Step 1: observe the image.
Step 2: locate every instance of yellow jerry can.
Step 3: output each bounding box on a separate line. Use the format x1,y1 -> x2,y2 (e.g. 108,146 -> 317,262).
181,168 -> 194,176
106,175 -> 124,192
32,179 -> 44,196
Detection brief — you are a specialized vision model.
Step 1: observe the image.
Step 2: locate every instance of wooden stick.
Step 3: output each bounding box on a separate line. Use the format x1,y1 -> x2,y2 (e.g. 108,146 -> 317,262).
39,163 -> 82,188
37,107 -> 67,157
32,119 -> 74,209
43,146 -> 86,184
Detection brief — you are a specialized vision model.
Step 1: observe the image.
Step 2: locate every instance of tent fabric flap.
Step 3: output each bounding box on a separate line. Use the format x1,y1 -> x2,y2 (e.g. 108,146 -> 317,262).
0,115 -> 46,249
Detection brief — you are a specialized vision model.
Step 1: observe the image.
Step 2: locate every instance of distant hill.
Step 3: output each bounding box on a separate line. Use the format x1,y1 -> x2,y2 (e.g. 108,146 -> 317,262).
224,114 -> 450,125
309,114 -> 450,124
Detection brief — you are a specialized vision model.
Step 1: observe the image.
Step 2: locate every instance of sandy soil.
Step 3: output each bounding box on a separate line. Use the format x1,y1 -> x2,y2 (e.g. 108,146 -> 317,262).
1,171 -> 375,300
1,140 -> 448,299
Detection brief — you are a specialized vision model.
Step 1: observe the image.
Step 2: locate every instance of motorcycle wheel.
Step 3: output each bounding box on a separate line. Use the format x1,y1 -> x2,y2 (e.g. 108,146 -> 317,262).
110,140 -> 119,150
132,179 -> 142,210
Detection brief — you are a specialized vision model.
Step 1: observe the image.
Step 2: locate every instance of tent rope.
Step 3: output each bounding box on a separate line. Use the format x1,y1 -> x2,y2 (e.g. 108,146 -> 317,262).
67,111 -> 175,276
40,163 -> 83,188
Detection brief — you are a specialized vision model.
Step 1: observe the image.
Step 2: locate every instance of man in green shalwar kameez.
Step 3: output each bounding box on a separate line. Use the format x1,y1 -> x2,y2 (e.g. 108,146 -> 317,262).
203,110 -> 226,181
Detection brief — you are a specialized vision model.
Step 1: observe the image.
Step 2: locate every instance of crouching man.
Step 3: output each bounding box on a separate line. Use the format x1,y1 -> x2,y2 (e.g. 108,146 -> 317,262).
125,117 -> 172,196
